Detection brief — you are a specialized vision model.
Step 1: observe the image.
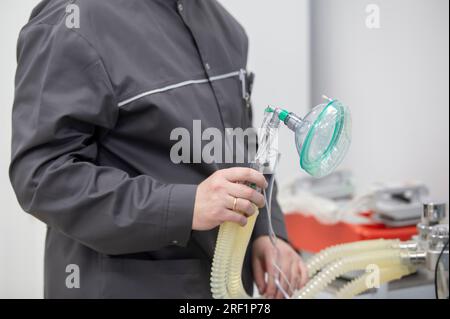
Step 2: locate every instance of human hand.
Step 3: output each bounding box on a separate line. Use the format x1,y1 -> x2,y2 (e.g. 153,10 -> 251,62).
252,235 -> 309,299
192,168 -> 267,231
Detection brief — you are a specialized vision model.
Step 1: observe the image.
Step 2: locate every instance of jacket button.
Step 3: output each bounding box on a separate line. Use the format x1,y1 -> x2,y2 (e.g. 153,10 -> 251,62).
177,3 -> 184,12
205,63 -> 211,71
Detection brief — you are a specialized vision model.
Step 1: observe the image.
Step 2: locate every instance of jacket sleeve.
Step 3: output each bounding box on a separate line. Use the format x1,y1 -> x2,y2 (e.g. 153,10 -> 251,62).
9,24 -> 196,256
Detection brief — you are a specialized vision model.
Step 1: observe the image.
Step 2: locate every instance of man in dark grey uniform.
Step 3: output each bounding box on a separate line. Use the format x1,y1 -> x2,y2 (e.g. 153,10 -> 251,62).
10,0 -> 307,298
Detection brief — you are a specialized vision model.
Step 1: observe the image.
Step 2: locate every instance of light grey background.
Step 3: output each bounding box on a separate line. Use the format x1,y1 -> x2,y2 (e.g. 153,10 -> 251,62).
0,0 -> 448,298
309,0 -> 449,201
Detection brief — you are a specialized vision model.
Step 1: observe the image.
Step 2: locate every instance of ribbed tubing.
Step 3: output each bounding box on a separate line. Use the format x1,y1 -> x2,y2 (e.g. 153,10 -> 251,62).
295,249 -> 405,299
211,207 -> 259,299
306,239 -> 400,277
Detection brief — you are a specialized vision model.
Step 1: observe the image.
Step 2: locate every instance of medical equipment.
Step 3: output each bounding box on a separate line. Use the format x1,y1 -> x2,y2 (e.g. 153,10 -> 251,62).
210,96 -> 352,298
267,98 -> 352,178
295,202 -> 448,299
210,96 -> 448,299
417,202 -> 447,245
372,184 -> 429,227
280,180 -> 432,232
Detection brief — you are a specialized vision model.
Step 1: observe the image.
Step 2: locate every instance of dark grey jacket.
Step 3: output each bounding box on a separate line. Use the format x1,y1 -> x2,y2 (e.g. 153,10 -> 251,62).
10,0 -> 287,298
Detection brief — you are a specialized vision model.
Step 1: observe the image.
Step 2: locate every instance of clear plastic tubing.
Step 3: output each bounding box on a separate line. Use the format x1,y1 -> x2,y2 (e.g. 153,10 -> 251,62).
294,249 -> 407,299
335,265 -> 416,299
306,239 -> 400,277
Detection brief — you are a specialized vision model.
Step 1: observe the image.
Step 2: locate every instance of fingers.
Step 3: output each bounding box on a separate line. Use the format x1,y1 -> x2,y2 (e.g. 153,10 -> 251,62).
275,259 -> 293,299
298,258 -> 309,288
227,183 -> 265,208
289,257 -> 309,292
221,209 -> 248,226
252,257 -> 266,295
222,167 -> 268,190
251,237 -> 308,299
226,195 -> 257,217
290,260 -> 301,292
264,257 -> 277,299
261,245 -> 291,299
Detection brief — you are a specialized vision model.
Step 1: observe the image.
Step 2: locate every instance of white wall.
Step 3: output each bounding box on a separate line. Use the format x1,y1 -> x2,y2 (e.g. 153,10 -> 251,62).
310,0 -> 449,200
220,0 -> 311,181
0,0 -> 45,299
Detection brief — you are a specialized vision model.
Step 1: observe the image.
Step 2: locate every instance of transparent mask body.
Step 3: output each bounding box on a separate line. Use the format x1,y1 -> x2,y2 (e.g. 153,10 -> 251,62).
270,99 -> 352,178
